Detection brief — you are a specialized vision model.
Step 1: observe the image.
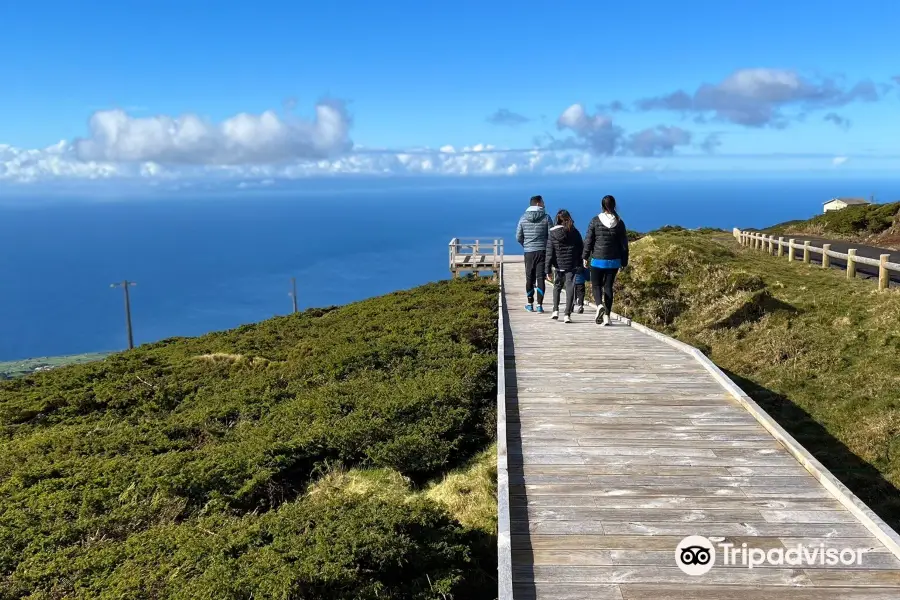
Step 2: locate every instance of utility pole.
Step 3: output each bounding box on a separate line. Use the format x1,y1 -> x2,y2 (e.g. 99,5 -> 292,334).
111,280 -> 137,349
289,277 -> 298,313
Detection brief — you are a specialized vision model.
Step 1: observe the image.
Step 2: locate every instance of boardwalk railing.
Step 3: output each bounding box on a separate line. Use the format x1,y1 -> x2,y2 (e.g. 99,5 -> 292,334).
448,238 -> 504,279
733,228 -> 899,291
495,261 -> 513,600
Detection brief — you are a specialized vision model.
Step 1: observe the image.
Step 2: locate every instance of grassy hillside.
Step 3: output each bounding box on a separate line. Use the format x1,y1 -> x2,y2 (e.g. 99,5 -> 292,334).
765,201 -> 900,249
615,231 -> 900,528
0,352 -> 111,380
0,278 -> 498,600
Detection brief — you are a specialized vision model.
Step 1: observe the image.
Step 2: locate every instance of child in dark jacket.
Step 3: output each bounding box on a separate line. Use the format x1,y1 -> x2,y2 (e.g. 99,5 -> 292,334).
544,209 -> 583,323
574,267 -> 586,313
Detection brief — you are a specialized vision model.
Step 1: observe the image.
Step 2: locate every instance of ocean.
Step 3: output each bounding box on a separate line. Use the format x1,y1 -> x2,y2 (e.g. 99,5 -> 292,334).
2,175 -> 898,361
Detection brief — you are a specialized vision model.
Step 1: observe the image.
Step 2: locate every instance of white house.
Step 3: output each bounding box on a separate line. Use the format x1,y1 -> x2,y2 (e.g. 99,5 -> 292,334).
823,197 -> 872,213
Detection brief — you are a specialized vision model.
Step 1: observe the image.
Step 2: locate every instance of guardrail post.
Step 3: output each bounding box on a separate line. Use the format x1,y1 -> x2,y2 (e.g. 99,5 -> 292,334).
767,236 -> 774,254
880,254 -> 890,291
755,234 -> 761,250
847,249 -> 857,279
449,238 -> 457,278
777,237 -> 784,257
822,244 -> 831,269
803,241 -> 811,264
788,239 -> 795,262
493,239 -> 500,281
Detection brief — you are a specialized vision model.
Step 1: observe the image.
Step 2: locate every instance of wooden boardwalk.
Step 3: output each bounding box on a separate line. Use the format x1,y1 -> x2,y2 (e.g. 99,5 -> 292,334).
501,260 -> 900,599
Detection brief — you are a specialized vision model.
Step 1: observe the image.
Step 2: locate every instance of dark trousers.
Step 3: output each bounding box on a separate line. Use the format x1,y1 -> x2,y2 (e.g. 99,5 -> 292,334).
590,267 -> 619,312
552,270 -> 576,315
524,250 -> 546,305
574,282 -> 585,306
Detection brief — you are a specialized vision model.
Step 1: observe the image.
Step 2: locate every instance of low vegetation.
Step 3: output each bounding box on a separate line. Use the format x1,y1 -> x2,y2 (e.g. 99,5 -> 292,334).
613,230 -> 900,527
0,279 -> 498,599
766,201 -> 900,249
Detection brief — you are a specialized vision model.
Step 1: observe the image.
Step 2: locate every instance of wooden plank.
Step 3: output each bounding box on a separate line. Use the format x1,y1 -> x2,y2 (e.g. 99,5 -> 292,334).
803,569 -> 900,586
511,464 -> 735,476
513,506 -> 768,523
515,565 -> 813,585
514,495 -> 845,511
513,583 -> 624,600
599,521 -> 873,537
511,484 -> 752,498
619,585 -> 900,599
514,534 -> 787,551
513,534 -> 894,554
518,549 -> 900,569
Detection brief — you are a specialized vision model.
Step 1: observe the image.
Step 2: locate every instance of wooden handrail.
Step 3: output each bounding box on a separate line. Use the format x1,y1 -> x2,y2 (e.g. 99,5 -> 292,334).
736,229 -> 898,291
495,263 -> 513,600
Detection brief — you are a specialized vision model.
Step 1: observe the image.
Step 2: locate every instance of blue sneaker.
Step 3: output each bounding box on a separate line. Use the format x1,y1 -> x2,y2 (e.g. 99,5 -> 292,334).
536,306 -> 545,314
525,304 -> 534,312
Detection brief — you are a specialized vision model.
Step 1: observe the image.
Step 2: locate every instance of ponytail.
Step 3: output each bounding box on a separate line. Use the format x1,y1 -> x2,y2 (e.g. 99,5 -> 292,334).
601,195 -> 619,220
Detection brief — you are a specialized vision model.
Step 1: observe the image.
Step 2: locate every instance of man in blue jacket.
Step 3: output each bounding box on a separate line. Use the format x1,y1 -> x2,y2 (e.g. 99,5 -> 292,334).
515,195 -> 552,312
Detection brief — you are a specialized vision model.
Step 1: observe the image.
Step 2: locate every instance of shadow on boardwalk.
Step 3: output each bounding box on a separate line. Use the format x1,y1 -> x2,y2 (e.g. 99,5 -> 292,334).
724,368 -> 900,532
503,302 -> 537,600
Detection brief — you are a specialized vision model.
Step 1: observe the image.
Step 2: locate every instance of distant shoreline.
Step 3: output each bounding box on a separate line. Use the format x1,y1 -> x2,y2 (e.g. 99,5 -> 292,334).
0,352 -> 111,379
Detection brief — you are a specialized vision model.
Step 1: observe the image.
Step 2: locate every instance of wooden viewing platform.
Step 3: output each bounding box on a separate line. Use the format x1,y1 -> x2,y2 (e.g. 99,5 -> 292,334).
449,238 -> 508,278
493,256 -> 900,600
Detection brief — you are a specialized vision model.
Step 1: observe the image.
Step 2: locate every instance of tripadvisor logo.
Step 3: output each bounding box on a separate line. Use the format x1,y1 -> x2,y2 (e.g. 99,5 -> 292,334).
675,535 -> 868,575
676,536 -> 715,575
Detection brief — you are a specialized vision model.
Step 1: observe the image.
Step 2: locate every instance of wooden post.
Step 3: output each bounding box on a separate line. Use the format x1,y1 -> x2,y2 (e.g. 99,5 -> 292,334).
847,249 -> 857,279
777,237 -> 784,257
822,244 -> 831,268
788,239 -> 795,262
880,254 -> 890,291
803,241 -> 810,264
111,280 -> 137,350
290,277 -> 298,313
449,238 -> 456,279
767,236 -> 774,254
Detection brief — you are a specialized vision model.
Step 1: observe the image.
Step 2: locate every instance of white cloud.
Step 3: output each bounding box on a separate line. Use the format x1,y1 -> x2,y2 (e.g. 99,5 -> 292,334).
556,104 -> 622,155
832,156 -> 849,166
73,100 -> 352,165
0,140 -> 600,184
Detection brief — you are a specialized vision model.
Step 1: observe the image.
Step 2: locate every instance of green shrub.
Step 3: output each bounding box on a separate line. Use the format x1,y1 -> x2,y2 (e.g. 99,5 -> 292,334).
0,279 -> 498,599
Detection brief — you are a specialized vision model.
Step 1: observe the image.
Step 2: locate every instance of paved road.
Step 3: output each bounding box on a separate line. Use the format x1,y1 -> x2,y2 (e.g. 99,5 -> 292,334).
771,235 -> 899,287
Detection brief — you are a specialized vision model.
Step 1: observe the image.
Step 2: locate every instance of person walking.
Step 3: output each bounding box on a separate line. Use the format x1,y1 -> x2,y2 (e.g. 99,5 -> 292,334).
545,209 -> 583,323
573,267 -> 586,314
582,195 -> 629,326
516,195 -> 552,312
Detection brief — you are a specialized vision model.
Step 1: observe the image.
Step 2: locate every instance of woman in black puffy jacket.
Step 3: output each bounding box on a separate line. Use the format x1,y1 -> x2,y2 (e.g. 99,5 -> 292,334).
544,209 -> 583,323
582,195 -> 629,326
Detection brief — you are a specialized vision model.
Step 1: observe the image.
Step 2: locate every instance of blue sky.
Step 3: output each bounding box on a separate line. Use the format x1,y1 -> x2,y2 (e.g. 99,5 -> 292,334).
1,0 -> 899,185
